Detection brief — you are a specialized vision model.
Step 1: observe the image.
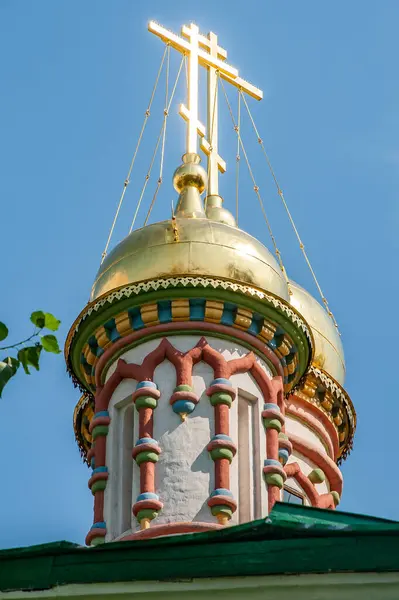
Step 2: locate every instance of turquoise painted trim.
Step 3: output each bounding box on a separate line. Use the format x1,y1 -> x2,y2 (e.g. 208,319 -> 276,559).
68,280 -> 313,396
80,298 -> 301,389
211,378 -> 231,386
92,466 -> 108,475
104,318 -> 122,343
136,492 -> 159,502
189,298 -> 205,320
248,313 -> 263,335
158,300 -> 172,323
221,302 -> 236,326
135,437 -> 158,446
211,488 -> 234,498
128,307 -> 145,330
136,381 -> 157,390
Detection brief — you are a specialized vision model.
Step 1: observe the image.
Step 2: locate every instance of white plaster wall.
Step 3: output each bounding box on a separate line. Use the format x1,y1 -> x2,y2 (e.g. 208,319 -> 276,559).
102,334 -> 331,539
285,415 -> 328,456
151,360 -> 214,528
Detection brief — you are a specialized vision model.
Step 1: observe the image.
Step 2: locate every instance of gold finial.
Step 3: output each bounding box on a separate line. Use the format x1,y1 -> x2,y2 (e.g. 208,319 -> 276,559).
173,153 -> 207,218
205,194 -> 237,227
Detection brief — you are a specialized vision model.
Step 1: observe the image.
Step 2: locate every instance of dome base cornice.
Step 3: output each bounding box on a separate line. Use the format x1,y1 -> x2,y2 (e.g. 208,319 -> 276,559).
293,365 -> 356,463
65,275 -> 313,399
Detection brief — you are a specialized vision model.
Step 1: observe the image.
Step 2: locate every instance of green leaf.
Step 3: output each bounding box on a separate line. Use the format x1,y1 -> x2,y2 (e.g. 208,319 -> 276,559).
17,345 -> 42,374
44,313 -> 61,332
17,348 -> 30,374
41,334 -> 61,354
27,345 -> 41,370
0,357 -> 20,397
0,322 -> 8,342
30,311 -> 45,329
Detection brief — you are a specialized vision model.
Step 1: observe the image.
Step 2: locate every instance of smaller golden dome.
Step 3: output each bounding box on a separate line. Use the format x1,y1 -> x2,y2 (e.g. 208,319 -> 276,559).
289,280 -> 345,385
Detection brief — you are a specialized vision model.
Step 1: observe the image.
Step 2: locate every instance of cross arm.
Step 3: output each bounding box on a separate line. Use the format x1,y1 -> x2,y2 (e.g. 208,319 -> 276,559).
182,25 -> 227,60
221,73 -> 263,101
148,21 -> 239,80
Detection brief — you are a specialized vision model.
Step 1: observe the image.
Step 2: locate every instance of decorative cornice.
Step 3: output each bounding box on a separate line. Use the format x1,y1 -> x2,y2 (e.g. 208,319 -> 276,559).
65,276 -> 313,360
65,276 -> 313,397
293,365 -> 356,464
73,393 -> 93,460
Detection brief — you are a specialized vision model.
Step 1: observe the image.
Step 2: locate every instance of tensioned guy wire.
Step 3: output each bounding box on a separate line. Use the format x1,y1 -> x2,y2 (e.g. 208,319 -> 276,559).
240,91 -> 339,332
220,78 -> 290,289
131,51 -> 186,230
100,46 -> 168,264
143,46 -> 171,226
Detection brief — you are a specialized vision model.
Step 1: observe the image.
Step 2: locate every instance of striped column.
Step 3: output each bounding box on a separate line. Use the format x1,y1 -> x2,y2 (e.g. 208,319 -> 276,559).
262,403 -> 287,512
206,378 -> 237,525
85,410 -> 111,546
131,381 -> 163,530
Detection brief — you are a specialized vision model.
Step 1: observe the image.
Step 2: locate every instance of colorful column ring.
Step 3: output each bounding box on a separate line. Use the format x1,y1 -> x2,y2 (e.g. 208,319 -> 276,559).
263,458 -> 287,489
207,488 -> 237,526
170,384 -> 199,420
206,378 -> 237,407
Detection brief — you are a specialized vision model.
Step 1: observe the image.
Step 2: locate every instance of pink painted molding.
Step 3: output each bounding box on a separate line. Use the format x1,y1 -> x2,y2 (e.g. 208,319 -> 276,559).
285,394 -> 339,460
95,336 -> 284,413
284,462 -> 337,510
119,521 -> 223,541
88,335 -> 285,543
94,321 -> 284,389
289,433 -> 343,495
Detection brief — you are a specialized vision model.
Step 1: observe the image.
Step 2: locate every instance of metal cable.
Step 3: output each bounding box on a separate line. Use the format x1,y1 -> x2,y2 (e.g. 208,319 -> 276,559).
171,54 -> 187,220
141,51 -> 185,227
143,46 -> 170,226
129,124 -> 164,232
100,45 -> 168,264
220,79 -> 290,287
240,92 -> 339,331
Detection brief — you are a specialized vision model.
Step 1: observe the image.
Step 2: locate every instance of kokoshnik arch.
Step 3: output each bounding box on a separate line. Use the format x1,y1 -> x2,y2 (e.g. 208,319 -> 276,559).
65,20 -> 356,546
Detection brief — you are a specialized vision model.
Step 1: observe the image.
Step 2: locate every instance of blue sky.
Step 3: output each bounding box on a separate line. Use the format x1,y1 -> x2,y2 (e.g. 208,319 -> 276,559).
1,0 -> 398,548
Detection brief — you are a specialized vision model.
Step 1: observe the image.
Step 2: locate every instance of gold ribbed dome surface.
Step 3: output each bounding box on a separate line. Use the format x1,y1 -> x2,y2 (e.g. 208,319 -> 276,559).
289,280 -> 345,385
91,218 -> 290,302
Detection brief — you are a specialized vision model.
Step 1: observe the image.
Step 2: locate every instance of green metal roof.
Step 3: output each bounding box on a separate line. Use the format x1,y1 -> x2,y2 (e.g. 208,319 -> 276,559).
2,503 -> 399,592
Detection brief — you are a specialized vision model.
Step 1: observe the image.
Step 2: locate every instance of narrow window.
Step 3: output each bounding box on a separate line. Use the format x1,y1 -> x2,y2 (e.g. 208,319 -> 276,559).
283,486 -> 304,505
111,397 -> 134,537
237,390 -> 261,523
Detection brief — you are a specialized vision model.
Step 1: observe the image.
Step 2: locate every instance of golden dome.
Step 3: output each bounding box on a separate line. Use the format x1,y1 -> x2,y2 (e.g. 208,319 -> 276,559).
289,280 -> 345,385
91,218 -> 290,302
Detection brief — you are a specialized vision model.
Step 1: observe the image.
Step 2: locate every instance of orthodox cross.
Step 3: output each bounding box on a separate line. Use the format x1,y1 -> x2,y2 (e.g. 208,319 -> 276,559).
148,21 -> 263,196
